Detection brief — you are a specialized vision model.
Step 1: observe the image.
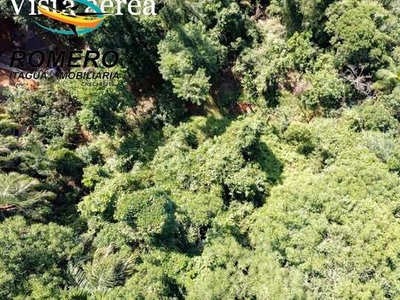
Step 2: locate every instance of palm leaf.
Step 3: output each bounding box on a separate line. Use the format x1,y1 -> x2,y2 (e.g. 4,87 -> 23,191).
0,172 -> 54,213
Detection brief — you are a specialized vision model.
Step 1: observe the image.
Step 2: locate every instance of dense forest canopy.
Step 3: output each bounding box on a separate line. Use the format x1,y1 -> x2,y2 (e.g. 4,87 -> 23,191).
1,0 -> 400,298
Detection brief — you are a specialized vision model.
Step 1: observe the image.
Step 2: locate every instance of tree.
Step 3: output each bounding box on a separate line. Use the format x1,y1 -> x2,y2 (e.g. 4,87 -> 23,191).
5,83 -> 80,145
0,217 -> 81,298
202,1 -> 259,54
372,64 -> 400,92
152,117 -> 272,206
65,67 -> 134,134
250,124 -> 400,298
158,22 -> 226,104
47,148 -> 85,179
0,133 -> 54,178
300,60 -> 348,111
170,68 -> 211,105
115,188 -> 178,246
270,0 -> 333,43
326,0 -> 400,69
234,35 -> 286,106
0,172 -> 55,219
67,245 -> 134,293
349,100 -> 398,133
87,14 -> 163,87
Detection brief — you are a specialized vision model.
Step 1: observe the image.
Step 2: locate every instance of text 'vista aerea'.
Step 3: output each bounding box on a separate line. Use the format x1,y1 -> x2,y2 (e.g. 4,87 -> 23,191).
11,0 -> 156,16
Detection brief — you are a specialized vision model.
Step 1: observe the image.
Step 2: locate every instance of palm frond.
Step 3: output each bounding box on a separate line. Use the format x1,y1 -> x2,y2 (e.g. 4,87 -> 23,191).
67,245 -> 135,293
0,172 -> 55,213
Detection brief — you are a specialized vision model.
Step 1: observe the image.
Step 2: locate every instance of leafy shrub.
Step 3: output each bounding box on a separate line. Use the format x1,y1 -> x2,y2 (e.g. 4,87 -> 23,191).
272,0 -> 334,40
82,165 -> 110,190
115,189 -> 178,245
47,148 -> 85,179
206,2 -> 259,54
350,101 -> 398,132
65,67 -> 134,134
380,87 -> 400,121
78,173 -> 144,220
76,145 -> 104,165
286,31 -> 318,71
300,55 -> 348,111
0,116 -> 19,136
5,83 -> 80,144
284,122 -> 317,155
234,36 -> 286,106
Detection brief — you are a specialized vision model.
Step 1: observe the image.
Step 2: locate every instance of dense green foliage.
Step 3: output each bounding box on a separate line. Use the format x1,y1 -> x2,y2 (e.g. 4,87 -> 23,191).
2,0 -> 400,298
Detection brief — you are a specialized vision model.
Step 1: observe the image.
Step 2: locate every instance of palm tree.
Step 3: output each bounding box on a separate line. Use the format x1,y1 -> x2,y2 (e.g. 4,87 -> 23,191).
0,172 -> 54,214
67,245 -> 134,293
372,64 -> 400,92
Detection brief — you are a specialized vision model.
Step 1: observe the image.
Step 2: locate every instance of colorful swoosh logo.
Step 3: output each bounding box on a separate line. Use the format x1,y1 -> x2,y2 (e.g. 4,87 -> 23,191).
34,0 -> 107,35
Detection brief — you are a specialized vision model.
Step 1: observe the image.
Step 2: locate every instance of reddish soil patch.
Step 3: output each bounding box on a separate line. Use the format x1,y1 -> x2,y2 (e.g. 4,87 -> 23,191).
0,68 -> 38,91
